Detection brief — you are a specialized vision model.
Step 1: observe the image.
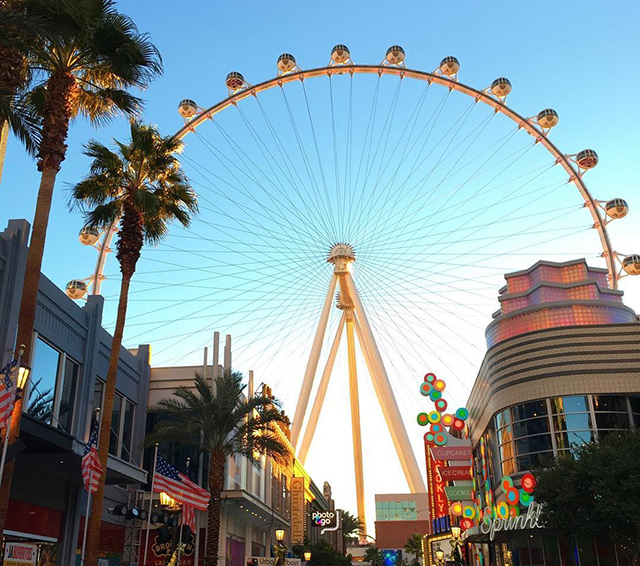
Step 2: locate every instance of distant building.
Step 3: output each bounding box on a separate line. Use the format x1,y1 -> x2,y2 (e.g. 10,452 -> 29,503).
374,493 -> 430,558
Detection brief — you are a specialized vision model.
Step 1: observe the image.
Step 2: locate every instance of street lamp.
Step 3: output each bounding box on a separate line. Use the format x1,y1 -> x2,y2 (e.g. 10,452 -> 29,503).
435,549 -> 446,566
304,552 -> 311,562
16,363 -> 30,391
450,526 -> 463,566
274,529 -> 286,566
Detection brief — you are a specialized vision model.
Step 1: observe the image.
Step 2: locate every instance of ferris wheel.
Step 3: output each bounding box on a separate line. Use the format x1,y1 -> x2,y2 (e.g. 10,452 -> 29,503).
66,45 -> 639,533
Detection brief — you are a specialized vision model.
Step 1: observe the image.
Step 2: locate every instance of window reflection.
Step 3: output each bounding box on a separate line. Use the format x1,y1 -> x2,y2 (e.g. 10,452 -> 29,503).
513,417 -> 549,437
515,434 -> 552,455
592,395 -> 627,412
58,359 -> 78,433
110,393 -> 123,456
28,339 -> 59,425
512,401 -> 547,421
553,412 -> 592,432
550,395 -> 588,414
595,412 -> 629,430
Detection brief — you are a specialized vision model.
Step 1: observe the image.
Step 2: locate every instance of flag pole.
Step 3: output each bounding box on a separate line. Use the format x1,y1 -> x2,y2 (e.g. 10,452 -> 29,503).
143,443 -> 159,566
80,409 -> 99,566
176,508 -> 184,566
0,412 -> 13,483
80,467 -> 93,565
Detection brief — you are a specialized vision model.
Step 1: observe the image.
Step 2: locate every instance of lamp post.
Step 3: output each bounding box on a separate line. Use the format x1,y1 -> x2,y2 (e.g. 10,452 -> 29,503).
274,529 -> 286,566
435,549 -> 446,566
304,551 -> 311,564
450,526 -> 463,566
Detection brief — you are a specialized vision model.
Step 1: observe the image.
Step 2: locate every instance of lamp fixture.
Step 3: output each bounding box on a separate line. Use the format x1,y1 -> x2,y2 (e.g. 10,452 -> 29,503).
304,552 -> 311,562
275,529 -> 285,542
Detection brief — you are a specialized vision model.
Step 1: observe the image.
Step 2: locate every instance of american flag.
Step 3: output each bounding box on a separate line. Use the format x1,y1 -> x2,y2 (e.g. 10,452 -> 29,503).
0,359 -> 18,429
153,457 -> 209,511
182,503 -> 196,533
82,420 -> 103,494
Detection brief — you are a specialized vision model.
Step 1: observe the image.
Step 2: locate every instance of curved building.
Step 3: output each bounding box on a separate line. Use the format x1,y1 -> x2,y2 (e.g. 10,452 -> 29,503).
465,259 -> 640,566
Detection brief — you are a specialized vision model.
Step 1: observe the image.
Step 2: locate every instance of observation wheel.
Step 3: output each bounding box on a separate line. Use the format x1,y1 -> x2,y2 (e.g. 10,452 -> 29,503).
67,46 -> 639,533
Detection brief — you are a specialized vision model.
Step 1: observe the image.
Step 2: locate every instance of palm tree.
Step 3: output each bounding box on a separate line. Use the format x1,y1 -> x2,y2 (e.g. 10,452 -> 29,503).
70,121 -> 196,566
404,533 -> 423,565
341,510 -> 365,551
0,0 -> 162,531
364,547 -> 384,566
147,372 -> 291,566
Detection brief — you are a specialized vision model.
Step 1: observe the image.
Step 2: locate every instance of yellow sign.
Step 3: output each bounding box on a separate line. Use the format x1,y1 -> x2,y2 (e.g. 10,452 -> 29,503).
4,542 -> 38,566
291,476 -> 305,544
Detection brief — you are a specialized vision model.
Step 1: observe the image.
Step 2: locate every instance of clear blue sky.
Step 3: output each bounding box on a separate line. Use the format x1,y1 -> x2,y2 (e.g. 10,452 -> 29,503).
1,0 -> 639,532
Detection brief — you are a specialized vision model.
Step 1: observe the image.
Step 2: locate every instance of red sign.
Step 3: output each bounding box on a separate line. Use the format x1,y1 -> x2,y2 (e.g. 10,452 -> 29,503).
426,444 -> 449,525
440,466 -> 472,481
145,530 -> 195,566
431,446 -> 472,461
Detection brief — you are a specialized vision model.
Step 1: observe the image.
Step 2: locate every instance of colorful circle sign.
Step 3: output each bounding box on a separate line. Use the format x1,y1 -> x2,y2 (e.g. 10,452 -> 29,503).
430,423 -> 444,434
441,413 -> 454,427
430,390 -> 442,401
417,413 -> 429,426
521,473 -> 536,493
424,373 -> 436,383
435,399 -> 448,413
509,506 -> 520,518
460,518 -> 474,530
452,418 -> 465,431
501,476 -> 514,492
455,407 -> 469,421
420,382 -> 433,396
462,506 -> 476,520
424,433 -> 434,444
519,491 -> 532,507
496,502 -> 509,519
434,434 -> 447,446
450,502 -> 463,516
434,379 -> 446,392
505,487 -> 520,505
428,411 -> 441,424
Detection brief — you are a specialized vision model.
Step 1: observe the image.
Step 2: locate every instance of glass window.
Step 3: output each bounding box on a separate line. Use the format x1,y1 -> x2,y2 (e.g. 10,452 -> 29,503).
92,380 -> 104,430
495,409 -> 511,430
512,401 -> 547,422
555,430 -> 595,450
516,451 -> 553,472
497,426 -> 514,445
515,434 -> 553,456
552,412 -> 592,432
595,412 -> 630,430
501,459 -> 516,476
629,396 -> 640,415
57,358 -> 79,433
592,395 -> 628,413
121,400 -> 135,463
513,417 -> 549,437
28,339 -> 59,425
109,393 -> 123,456
550,395 -> 588,414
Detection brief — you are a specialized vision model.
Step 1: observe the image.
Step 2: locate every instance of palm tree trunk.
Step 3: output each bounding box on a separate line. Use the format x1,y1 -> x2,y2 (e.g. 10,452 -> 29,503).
205,451 -> 226,566
84,271 -> 132,566
0,161 -> 59,530
0,68 -> 75,531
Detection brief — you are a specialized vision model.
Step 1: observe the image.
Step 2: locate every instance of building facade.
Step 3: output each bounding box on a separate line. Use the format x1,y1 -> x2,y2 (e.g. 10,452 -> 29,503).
147,341 -> 336,566
0,220 -> 151,566
463,259 -> 640,566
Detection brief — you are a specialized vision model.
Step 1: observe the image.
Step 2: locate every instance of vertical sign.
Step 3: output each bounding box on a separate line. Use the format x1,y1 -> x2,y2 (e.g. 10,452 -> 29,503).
426,444 -> 449,528
291,476 -> 305,544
